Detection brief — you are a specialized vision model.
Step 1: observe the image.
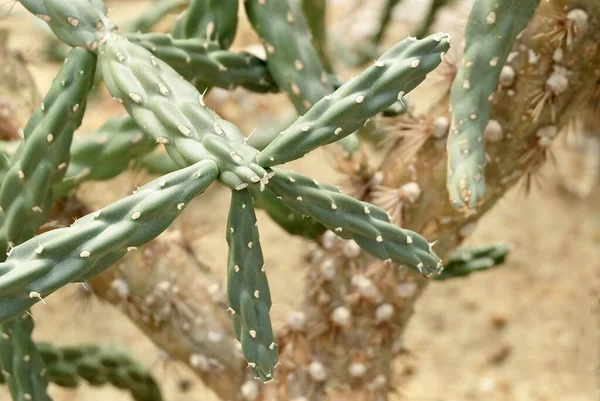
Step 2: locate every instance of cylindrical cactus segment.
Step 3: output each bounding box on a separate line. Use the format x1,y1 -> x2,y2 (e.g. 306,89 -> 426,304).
19,0 -> 115,50
226,189 -> 277,382
249,186 -> 325,239
172,0 -> 239,49
56,116 -> 157,196
0,159 -> 219,324
124,0 -> 188,34
300,0 -> 332,72
0,314 -> 52,401
9,343 -> 164,401
123,33 -> 278,93
257,33 -> 451,167
99,33 -> 268,189
265,169 -> 443,275
435,243 -> 510,280
446,0 -> 540,212
0,48 -> 96,254
244,0 -> 335,114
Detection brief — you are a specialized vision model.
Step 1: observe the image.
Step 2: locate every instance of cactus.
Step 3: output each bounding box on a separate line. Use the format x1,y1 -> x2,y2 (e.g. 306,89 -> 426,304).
244,0 -> 335,114
434,243 -> 510,280
0,314 -> 52,401
56,116 -> 157,196
0,0 -> 447,385
172,0 -> 239,49
446,0 -> 540,212
258,33 -> 450,166
122,32 -> 278,93
0,0 -> 597,400
0,159 -> 218,322
36,343 -> 161,401
1,340 -> 163,401
226,189 -> 277,380
0,48 -> 95,252
300,0 -> 332,72
124,0 -> 188,34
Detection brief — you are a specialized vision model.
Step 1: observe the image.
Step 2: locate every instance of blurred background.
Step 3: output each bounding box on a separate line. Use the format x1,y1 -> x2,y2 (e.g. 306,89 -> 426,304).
0,0 -> 597,400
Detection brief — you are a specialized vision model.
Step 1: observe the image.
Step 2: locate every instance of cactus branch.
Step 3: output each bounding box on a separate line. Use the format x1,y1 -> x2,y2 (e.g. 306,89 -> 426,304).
0,314 -> 51,401
265,168 -> 442,275
123,33 -> 278,93
0,48 -> 96,257
446,0 -> 540,212
1,342 -> 164,401
258,33 -> 451,167
172,0 -> 239,49
0,159 -> 219,323
226,189 -> 278,381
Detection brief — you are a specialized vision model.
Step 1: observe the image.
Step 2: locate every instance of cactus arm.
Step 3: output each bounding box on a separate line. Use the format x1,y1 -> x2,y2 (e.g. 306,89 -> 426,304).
226,189 -> 277,381
249,186 -> 325,239
123,0 -> 188,34
265,169 -> 442,275
0,159 -> 219,323
0,48 -> 96,253
300,0 -> 332,72
434,243 -> 510,280
98,33 -> 268,189
134,151 -> 180,176
0,314 -> 52,401
172,0 -> 239,49
244,0 -> 335,114
446,0 -> 540,212
32,343 -> 162,401
55,116 -> 157,197
19,0 -> 115,49
122,33 -> 278,93
257,33 -> 451,167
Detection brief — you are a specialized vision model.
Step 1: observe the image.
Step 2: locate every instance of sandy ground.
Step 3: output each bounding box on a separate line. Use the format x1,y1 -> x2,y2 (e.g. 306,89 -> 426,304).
0,1 -> 598,401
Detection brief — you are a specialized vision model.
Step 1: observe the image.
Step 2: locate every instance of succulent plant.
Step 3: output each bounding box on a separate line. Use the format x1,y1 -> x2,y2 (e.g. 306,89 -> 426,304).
0,0 -> 597,400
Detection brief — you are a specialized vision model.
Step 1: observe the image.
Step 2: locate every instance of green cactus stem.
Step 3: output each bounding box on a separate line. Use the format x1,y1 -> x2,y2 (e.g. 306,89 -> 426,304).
56,116 -> 157,197
123,33 -> 278,93
434,243 -> 510,280
244,0 -> 335,114
14,343 -> 162,401
19,0 -> 115,50
124,0 -> 188,34
172,0 -> 239,49
0,314 -> 52,401
134,151 -> 180,176
257,33 -> 451,167
99,33 -> 268,190
249,185 -> 325,239
300,0 -> 332,72
0,48 -> 96,254
446,0 -> 540,212
265,168 -> 442,275
226,189 -> 277,381
0,159 -> 219,323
